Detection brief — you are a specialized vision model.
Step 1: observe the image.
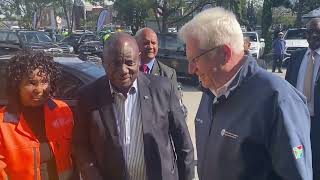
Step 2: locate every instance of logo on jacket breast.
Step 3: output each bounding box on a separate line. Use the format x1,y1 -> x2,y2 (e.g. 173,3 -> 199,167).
52,118 -> 72,128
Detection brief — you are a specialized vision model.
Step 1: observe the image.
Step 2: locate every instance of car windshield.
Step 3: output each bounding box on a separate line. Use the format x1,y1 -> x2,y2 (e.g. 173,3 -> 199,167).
243,33 -> 258,42
54,56 -> 105,79
0,31 -> 19,44
157,34 -> 185,51
82,35 -> 99,42
18,31 -> 52,43
63,34 -> 82,43
284,29 -> 307,40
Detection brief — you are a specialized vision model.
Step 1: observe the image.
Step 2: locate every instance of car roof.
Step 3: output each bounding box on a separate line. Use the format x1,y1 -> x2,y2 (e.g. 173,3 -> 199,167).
243,31 -> 258,34
287,28 -> 307,30
17,30 -> 46,33
0,55 -> 105,80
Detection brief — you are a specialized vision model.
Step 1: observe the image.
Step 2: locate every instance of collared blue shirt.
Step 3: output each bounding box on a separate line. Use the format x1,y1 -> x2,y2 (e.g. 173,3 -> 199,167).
272,38 -> 286,55
144,59 -> 155,74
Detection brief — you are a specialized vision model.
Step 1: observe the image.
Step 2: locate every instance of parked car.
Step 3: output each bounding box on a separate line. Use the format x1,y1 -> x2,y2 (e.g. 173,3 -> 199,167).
54,34 -> 65,42
0,30 -> 73,54
78,40 -> 103,59
62,33 -> 99,53
156,33 -> 198,84
0,43 -> 21,56
0,54 -> 105,108
284,28 -> 308,55
243,31 -> 265,58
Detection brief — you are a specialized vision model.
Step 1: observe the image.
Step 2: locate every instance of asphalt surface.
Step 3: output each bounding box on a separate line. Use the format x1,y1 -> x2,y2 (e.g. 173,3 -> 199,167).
181,69 -> 286,180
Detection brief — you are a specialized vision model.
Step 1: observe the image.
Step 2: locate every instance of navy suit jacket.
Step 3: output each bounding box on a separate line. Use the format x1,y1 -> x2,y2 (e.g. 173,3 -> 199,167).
285,48 -> 320,118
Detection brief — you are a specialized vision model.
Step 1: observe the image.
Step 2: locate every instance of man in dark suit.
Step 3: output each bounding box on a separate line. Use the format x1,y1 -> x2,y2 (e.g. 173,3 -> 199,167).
72,32 -> 194,180
135,27 -> 180,98
285,18 -> 320,180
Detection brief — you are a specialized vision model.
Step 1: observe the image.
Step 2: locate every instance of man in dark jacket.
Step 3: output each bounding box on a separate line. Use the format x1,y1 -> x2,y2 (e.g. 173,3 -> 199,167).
72,32 -> 194,180
179,7 -> 312,180
285,17 -> 320,180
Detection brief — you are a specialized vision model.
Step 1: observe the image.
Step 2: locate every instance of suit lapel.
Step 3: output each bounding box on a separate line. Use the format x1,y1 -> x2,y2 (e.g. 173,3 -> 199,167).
100,104 -> 121,146
292,49 -> 307,86
150,60 -> 161,76
96,77 -> 121,147
138,73 -> 159,178
138,73 -> 154,130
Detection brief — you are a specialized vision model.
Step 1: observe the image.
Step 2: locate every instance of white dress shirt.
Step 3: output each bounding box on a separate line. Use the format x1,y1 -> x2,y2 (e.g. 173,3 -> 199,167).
296,48 -> 320,116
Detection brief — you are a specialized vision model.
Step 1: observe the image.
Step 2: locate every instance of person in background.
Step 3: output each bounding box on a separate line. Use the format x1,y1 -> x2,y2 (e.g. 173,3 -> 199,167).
0,52 -> 76,180
243,36 -> 251,56
179,7 -> 312,180
272,31 -> 286,73
135,28 -> 181,98
135,27 -> 187,117
285,17 -> 320,180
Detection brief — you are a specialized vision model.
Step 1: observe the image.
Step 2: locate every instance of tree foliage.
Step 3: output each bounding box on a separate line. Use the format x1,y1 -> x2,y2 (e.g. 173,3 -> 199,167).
261,0 -> 291,53
113,0 -> 151,34
293,0 -> 320,27
0,0 -> 54,28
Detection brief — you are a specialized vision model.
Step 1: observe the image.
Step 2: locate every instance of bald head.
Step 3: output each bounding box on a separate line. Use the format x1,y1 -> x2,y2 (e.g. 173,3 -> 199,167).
306,18 -> 320,50
135,27 -> 157,40
135,28 -> 159,64
104,32 -> 139,58
103,32 -> 140,94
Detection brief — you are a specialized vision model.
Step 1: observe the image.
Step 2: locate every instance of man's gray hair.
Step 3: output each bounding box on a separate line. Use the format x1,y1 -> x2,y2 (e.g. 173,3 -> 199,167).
178,7 -> 244,54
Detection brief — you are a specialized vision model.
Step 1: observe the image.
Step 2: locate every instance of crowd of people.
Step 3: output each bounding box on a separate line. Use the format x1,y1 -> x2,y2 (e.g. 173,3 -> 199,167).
0,6 -> 319,180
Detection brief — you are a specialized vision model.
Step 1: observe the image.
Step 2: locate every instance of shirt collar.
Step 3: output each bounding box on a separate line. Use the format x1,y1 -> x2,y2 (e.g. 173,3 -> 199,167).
307,47 -> 320,56
3,98 -> 57,124
210,65 -> 243,103
109,79 -> 138,97
144,59 -> 156,74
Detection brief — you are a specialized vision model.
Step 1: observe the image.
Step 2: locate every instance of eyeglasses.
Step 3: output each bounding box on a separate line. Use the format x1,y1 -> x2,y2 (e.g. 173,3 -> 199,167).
190,46 -> 220,64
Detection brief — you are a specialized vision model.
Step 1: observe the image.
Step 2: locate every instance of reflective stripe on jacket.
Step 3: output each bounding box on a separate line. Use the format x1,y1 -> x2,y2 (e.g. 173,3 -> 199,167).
0,98 -> 74,180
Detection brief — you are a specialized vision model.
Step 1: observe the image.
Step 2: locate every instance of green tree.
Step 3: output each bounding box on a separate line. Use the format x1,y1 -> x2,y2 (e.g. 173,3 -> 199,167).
155,0 -> 210,32
113,0 -> 151,34
261,0 -> 291,53
293,0 -> 320,27
246,0 -> 257,30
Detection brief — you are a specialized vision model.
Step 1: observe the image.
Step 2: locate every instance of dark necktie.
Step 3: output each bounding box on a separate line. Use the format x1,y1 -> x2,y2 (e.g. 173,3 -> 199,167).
140,64 -> 149,74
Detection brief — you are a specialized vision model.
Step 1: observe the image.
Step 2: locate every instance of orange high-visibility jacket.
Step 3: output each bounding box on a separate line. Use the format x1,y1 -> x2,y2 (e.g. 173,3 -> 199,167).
0,98 -> 74,180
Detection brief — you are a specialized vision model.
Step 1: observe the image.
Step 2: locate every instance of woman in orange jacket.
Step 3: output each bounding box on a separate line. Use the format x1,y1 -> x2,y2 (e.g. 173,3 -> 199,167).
0,52 -> 76,180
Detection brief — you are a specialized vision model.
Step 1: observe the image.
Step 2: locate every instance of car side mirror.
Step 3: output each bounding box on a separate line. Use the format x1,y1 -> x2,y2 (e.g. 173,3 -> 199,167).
260,38 -> 265,42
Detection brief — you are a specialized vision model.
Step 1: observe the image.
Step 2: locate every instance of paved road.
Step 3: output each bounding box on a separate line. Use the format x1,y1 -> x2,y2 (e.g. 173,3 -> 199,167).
180,69 -> 286,179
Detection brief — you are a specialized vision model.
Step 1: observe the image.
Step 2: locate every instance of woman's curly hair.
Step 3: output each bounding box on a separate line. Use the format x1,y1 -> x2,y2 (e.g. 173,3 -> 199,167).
5,51 -> 62,111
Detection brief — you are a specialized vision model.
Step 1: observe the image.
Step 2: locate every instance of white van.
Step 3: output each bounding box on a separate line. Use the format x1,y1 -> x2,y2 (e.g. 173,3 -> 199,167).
284,28 -> 308,55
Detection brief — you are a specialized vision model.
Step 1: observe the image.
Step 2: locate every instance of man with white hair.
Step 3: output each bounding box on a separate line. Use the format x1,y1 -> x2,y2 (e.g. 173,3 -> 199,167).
179,7 -> 313,180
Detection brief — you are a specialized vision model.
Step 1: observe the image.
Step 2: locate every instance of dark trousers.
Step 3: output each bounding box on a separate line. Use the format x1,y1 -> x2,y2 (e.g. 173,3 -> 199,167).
272,54 -> 283,72
311,116 -> 320,180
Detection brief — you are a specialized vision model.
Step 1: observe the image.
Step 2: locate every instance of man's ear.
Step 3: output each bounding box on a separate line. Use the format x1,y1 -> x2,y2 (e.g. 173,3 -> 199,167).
223,44 -> 232,63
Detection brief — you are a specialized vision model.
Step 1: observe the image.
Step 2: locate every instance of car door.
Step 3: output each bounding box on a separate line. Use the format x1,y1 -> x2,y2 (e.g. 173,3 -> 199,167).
0,61 -> 8,108
53,70 -> 84,109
